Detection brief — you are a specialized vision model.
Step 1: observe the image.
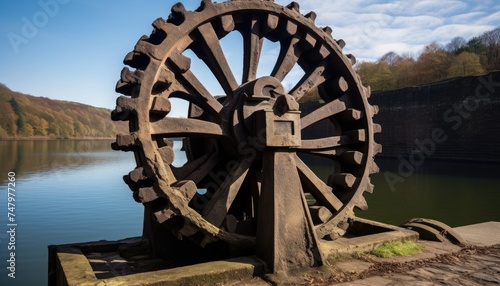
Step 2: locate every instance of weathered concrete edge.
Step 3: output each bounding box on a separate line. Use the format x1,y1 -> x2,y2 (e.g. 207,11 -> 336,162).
321,218 -> 420,258
53,243 -> 265,286
454,221 -> 500,247
100,256 -> 266,286
56,245 -> 97,286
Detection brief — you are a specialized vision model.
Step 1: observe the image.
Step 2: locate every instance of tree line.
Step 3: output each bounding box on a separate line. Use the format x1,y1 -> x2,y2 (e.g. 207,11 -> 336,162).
0,84 -> 127,139
356,27 -> 500,91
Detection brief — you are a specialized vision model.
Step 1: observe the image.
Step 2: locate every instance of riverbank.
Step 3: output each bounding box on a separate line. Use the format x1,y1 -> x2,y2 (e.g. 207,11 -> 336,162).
47,221 -> 500,285
329,221 -> 500,285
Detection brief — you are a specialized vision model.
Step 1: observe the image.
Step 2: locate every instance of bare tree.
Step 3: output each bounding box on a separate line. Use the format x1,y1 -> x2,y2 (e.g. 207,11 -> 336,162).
445,37 -> 467,54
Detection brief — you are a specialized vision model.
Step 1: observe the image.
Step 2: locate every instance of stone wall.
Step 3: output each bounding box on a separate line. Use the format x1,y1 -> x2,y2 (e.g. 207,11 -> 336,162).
369,71 -> 500,162
299,71 -> 500,163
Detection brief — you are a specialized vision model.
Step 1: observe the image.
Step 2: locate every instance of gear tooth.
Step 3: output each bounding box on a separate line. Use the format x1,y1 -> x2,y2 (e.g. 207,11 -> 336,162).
373,123 -> 382,134
124,51 -> 150,70
322,26 -> 333,36
341,151 -> 364,166
138,187 -> 159,203
373,143 -> 382,155
305,11 -> 317,22
124,51 -> 135,65
148,28 -> 167,45
354,196 -> 368,211
111,106 -> 132,121
152,18 -> 169,32
371,104 -> 379,115
336,108 -> 363,121
122,175 -> 142,202
301,32 -> 317,50
154,207 -> 176,224
112,133 -> 138,151
132,190 -> 141,203
369,160 -> 380,174
264,13 -> 279,33
151,96 -> 172,114
129,167 -> 147,183
116,68 -> 144,95
219,14 -> 236,34
172,180 -> 198,201
168,2 -> 188,26
336,39 -> 346,49
363,85 -> 372,98
346,54 -> 356,65
366,182 -> 375,193
285,19 -> 298,36
116,96 -> 138,110
286,2 -> 300,13
134,37 -> 162,60
345,129 -> 366,143
123,174 -> 132,185
196,0 -> 214,12
328,173 -> 356,189
157,145 -> 174,165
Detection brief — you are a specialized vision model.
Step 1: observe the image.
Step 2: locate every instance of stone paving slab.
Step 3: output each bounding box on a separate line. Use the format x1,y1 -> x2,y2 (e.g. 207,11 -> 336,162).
333,244 -> 500,286
454,221 -> 500,246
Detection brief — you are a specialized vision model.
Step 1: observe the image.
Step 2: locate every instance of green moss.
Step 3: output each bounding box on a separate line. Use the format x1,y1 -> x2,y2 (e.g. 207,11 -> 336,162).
371,241 -> 424,258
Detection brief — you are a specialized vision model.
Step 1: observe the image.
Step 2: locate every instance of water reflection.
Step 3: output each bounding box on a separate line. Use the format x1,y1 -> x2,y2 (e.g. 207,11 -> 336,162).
358,158 -> 500,227
0,140 -> 498,285
0,140 -> 119,182
0,140 -> 140,286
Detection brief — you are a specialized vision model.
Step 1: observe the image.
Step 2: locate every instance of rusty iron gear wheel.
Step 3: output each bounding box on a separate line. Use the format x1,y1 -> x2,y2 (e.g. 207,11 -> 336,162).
112,0 -> 381,250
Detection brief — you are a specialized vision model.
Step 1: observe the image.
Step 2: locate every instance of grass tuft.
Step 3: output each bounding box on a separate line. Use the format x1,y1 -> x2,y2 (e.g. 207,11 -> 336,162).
371,241 -> 424,258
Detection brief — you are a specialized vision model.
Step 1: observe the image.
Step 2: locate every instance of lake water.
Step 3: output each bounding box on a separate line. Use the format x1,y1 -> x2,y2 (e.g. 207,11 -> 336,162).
0,140 -> 499,285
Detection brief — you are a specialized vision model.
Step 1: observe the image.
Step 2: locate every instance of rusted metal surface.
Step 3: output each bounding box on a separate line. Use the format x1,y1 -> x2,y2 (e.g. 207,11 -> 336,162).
112,0 -> 380,273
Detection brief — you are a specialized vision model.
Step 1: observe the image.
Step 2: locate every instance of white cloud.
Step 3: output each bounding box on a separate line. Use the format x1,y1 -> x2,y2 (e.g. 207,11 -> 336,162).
430,24 -> 498,42
475,11 -> 500,26
449,12 -> 485,24
400,0 -> 468,16
391,16 -> 444,29
275,0 -> 499,62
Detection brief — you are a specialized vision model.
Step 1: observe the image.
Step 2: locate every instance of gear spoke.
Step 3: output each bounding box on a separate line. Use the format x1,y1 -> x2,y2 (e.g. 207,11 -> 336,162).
166,50 -> 223,115
300,97 -> 348,129
295,155 -> 343,212
242,15 -> 264,83
174,70 -> 223,113
150,117 -> 226,138
202,157 -> 253,227
184,152 -> 221,184
194,22 -> 239,97
290,59 -> 328,101
172,152 -> 211,180
270,32 -> 303,81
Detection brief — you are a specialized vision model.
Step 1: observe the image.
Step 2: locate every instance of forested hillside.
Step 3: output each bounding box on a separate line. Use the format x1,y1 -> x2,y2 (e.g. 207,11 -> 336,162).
0,83 -> 127,139
356,27 -> 500,91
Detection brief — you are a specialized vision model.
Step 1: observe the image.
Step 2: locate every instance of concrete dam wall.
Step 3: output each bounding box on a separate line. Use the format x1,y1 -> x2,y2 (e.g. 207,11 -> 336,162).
300,71 -> 500,163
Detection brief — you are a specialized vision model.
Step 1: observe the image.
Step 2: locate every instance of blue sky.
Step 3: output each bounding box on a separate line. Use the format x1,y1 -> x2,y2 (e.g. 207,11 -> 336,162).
0,0 -> 499,110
